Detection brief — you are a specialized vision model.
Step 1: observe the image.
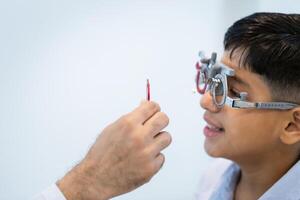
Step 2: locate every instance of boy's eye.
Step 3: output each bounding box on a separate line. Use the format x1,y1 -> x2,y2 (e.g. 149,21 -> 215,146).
228,88 -> 241,98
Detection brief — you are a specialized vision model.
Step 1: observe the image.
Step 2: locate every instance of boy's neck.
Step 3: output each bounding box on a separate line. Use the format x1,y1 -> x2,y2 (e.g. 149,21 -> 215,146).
234,151 -> 299,200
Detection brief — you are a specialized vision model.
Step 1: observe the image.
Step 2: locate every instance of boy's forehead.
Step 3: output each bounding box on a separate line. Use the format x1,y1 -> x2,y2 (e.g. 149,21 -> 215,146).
220,50 -> 255,78
221,51 -> 241,71
220,51 -> 253,88
220,50 -> 272,97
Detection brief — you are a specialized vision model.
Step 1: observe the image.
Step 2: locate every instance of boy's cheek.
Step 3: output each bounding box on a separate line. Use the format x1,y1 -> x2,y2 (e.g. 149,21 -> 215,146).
226,118 -> 276,149
217,109 -> 284,159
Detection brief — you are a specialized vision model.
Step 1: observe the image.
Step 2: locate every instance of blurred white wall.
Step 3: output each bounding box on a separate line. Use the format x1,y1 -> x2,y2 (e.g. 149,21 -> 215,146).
0,0 -> 299,199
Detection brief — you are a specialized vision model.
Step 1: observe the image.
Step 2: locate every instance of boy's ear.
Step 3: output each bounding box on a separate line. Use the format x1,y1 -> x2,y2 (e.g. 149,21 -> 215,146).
280,109 -> 300,145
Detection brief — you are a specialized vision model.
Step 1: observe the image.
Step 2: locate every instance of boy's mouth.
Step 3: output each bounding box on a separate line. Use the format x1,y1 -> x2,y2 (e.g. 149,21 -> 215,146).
203,114 -> 225,137
207,124 -> 224,132
204,124 -> 225,138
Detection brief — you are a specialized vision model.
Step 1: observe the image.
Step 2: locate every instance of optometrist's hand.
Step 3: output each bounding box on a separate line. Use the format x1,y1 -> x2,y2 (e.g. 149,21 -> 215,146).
57,100 -> 171,200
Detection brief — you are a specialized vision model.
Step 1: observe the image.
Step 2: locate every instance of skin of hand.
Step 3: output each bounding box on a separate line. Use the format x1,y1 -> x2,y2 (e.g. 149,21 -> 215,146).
57,100 -> 172,200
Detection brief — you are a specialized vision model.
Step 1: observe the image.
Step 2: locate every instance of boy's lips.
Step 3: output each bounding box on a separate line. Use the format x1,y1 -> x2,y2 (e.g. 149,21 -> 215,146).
203,114 -> 225,137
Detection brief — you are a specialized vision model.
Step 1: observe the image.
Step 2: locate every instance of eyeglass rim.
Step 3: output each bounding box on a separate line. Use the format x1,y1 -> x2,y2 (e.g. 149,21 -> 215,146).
211,74 -> 228,108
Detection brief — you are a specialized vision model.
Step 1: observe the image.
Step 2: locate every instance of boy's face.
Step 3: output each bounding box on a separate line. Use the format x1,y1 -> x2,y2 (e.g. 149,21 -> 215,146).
200,50 -> 289,162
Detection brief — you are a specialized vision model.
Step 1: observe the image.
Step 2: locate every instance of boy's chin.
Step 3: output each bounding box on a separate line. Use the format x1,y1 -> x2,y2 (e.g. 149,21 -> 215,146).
204,141 -> 227,158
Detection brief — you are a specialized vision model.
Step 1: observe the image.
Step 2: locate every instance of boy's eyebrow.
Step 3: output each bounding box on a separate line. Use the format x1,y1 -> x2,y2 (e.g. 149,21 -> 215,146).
231,75 -> 250,88
220,59 -> 251,88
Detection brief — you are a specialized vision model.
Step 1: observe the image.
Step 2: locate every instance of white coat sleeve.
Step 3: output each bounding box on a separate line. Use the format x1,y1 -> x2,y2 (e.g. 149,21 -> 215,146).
33,184 -> 67,200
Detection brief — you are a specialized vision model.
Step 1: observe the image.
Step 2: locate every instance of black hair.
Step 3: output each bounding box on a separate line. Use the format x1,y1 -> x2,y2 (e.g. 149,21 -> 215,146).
224,12 -> 300,103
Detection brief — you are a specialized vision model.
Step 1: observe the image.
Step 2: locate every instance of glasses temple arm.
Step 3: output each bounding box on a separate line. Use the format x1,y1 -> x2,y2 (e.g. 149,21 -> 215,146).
226,98 -> 299,110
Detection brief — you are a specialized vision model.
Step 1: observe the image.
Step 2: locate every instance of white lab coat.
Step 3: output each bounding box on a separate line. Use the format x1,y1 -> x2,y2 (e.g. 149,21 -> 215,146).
33,184 -> 66,200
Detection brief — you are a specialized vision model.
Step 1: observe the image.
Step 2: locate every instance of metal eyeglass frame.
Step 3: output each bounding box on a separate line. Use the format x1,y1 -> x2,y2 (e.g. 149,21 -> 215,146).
195,51 -> 299,110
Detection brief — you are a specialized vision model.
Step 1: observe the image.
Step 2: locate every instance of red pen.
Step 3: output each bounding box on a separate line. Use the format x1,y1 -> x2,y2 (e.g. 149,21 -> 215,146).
146,79 -> 150,101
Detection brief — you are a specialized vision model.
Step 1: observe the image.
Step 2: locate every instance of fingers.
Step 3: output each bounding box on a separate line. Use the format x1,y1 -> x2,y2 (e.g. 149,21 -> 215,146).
153,153 -> 165,174
129,101 -> 161,124
148,131 -> 172,156
150,132 -> 172,174
144,112 -> 169,137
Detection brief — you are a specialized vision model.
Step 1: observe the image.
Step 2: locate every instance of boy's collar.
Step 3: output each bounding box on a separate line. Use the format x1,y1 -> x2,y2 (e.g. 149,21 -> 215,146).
258,159 -> 300,199
211,159 -> 300,200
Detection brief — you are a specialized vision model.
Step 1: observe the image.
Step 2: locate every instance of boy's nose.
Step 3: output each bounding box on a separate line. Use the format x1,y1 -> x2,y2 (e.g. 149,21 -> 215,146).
200,91 -> 220,113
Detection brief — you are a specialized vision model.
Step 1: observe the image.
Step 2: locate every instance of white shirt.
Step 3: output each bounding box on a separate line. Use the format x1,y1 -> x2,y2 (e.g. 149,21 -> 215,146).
195,158 -> 300,200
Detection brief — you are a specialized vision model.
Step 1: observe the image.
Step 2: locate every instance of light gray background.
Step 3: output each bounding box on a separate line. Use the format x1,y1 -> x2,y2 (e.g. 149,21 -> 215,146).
0,1 -> 299,199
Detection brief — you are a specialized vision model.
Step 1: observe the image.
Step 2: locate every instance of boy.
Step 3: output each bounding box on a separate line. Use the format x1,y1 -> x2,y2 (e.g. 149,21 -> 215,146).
195,12 -> 300,200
